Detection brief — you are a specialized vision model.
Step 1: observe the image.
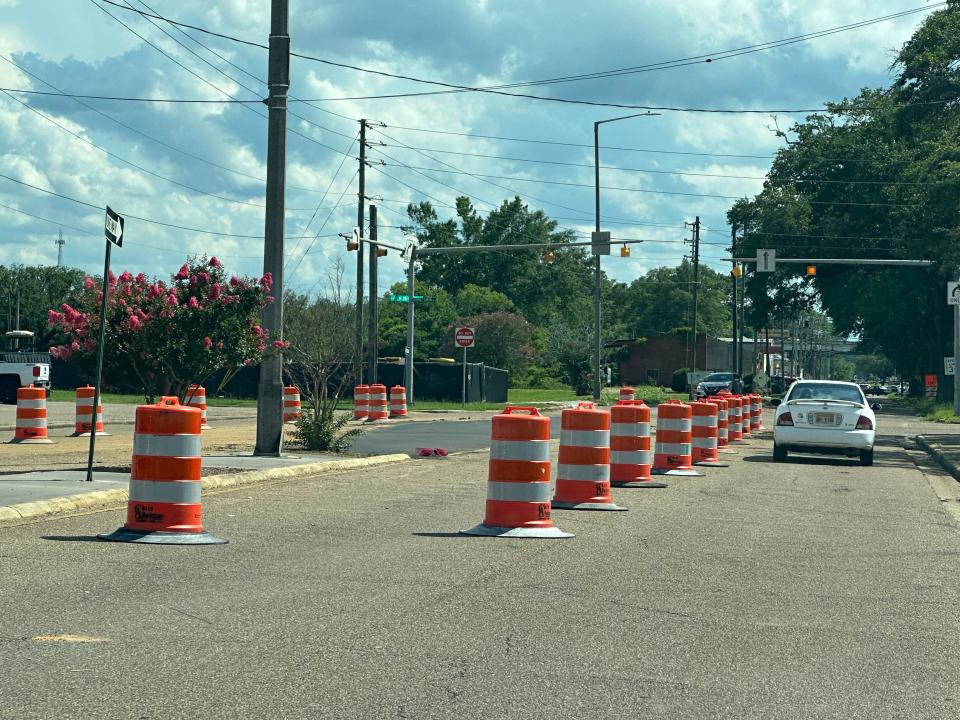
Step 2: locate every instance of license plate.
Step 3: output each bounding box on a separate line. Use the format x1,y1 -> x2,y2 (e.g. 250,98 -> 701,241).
812,413 -> 840,426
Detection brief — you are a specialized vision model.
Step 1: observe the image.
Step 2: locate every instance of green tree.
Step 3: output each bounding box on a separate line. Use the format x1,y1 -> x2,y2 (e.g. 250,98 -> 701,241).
454,284 -> 514,316
0,265 -> 86,349
377,282 -> 458,359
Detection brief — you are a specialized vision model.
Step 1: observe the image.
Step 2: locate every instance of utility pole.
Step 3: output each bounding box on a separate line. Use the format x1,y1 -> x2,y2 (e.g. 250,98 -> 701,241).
689,216 -> 701,373
367,204 -> 379,384
355,118 -> 367,384
404,246 -> 417,405
954,298 -> 959,415
730,224 -> 739,374
254,0 -> 289,456
55,229 -> 64,267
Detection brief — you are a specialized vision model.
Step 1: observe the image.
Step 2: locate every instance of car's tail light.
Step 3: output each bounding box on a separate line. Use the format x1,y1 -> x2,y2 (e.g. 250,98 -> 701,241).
776,412 -> 794,426
32,366 -> 41,377
855,415 -> 873,430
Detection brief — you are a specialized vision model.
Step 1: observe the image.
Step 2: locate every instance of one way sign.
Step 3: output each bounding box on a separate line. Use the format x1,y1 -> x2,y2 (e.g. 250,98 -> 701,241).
757,248 -> 776,272
104,206 -> 124,247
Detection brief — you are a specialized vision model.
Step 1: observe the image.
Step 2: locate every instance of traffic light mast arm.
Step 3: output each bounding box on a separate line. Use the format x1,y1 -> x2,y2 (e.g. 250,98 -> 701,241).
417,238 -> 643,256
727,258 -> 934,267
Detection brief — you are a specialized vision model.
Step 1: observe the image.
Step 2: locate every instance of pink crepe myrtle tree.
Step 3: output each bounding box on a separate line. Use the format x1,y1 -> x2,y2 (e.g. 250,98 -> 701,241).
48,256 -> 287,403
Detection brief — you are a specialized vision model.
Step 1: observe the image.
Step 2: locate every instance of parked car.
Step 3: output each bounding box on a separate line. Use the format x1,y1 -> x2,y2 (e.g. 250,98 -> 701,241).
773,380 -> 877,466
695,372 -> 741,399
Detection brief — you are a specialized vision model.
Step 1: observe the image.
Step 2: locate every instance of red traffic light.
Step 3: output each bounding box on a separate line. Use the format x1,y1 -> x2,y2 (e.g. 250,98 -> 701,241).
806,264 -> 816,277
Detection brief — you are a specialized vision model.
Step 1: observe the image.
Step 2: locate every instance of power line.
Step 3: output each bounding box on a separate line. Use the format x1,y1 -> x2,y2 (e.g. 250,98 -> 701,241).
101,0 -> 946,114
374,163 -> 919,207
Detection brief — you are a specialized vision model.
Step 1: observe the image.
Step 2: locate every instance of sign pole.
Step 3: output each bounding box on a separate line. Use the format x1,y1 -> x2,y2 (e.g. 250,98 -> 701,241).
462,345 -> 467,409
954,302 -> 960,415
85,238 -> 112,483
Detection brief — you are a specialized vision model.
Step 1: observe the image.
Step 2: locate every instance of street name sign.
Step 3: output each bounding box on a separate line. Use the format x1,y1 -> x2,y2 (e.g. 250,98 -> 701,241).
104,206 -> 124,247
455,326 -> 476,348
945,356 -> 955,376
757,248 -> 776,272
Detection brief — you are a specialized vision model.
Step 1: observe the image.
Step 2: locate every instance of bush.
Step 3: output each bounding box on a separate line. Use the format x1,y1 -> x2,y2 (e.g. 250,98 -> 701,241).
291,408 -> 363,452
671,368 -> 690,392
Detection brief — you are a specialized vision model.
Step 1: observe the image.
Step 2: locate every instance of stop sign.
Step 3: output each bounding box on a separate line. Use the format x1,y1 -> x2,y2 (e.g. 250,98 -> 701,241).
455,326 -> 476,348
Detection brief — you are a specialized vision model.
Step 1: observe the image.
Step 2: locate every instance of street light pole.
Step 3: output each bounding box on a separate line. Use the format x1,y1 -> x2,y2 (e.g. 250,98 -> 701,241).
593,112 -> 658,401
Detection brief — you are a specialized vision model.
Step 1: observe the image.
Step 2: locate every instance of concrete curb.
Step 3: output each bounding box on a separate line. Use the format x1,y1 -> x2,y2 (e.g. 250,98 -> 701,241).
0,453 -> 410,527
915,435 -> 960,483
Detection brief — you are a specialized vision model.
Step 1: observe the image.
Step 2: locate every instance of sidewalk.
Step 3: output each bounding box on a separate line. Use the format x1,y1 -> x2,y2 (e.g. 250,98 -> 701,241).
915,434 -> 960,483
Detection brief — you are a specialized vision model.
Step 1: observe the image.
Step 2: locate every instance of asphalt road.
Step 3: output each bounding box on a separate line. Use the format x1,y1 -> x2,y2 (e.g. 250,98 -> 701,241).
1,427 -> 958,719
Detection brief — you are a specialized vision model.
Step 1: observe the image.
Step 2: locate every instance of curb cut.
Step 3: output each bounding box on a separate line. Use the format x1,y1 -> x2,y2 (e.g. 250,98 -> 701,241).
915,435 -> 960,483
0,453 -> 410,528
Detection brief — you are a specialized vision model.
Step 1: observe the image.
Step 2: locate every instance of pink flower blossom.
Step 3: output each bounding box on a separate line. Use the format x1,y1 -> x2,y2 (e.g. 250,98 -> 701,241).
229,276 -> 239,287
175,263 -> 190,280
271,340 -> 290,349
108,271 -> 116,283
209,283 -> 221,300
166,294 -> 178,307
119,270 -> 133,282
129,315 -> 142,330
70,341 -> 81,352
188,296 -> 200,309
83,276 -> 96,291
252,325 -> 267,338
140,351 -> 151,360
265,295 -> 275,304
243,359 -> 253,366
260,272 -> 273,289
209,256 -> 222,268
135,272 -> 148,285
149,283 -> 164,298
203,336 -> 213,350
47,310 -> 63,325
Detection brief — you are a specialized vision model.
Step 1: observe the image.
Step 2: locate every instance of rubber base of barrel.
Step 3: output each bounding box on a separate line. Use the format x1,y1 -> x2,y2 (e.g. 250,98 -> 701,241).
97,528 -> 228,545
459,524 -> 574,538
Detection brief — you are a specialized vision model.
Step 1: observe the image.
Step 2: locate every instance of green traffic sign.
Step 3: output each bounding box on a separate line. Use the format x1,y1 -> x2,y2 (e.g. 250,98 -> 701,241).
388,294 -> 433,303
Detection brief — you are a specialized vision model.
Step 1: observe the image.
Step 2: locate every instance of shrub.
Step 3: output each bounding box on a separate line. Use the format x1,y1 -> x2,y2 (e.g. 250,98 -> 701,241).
671,368 -> 690,392
291,407 -> 364,453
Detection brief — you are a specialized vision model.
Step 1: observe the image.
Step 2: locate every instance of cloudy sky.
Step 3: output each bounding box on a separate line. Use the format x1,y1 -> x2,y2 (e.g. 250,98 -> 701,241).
0,0 -> 943,295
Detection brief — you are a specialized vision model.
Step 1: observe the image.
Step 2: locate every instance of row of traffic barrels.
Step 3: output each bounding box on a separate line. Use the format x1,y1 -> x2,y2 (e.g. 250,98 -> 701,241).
352,384 -> 407,420
462,391 -> 765,538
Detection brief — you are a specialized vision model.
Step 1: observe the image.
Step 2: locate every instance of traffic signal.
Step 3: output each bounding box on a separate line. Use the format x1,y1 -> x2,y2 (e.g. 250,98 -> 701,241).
620,244 -> 630,257
376,247 -> 387,257
347,238 -> 359,251
543,250 -> 556,263
806,264 -> 816,277
731,264 -> 743,277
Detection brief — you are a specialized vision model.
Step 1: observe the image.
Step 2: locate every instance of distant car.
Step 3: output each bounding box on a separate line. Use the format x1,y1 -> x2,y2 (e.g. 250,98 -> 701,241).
773,380 -> 876,466
695,372 -> 740,399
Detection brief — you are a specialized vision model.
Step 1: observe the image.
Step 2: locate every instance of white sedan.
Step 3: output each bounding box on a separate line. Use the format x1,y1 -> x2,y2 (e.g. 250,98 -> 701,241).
773,380 -> 878,466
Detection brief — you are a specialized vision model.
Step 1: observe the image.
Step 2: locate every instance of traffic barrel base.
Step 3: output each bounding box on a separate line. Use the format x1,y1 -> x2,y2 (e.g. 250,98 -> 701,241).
693,458 -> 729,467
98,528 -> 227,545
552,402 -> 627,511
460,523 -> 573,539
460,406 -> 573,539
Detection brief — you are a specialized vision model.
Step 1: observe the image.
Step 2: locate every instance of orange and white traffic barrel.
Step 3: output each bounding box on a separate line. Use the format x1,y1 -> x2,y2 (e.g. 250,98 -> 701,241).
691,401 -> 728,467
353,384 -> 369,420
389,385 -> 407,418
652,401 -> 701,476
461,406 -> 572,538
366,383 -> 389,421
283,386 -> 301,423
707,396 -> 734,453
610,400 -> 667,488
99,397 -> 225,545
739,394 -> 753,438
9,384 -> 53,444
749,393 -> 764,431
722,392 -> 744,443
71,385 -> 108,437
185,384 -> 210,429
618,386 -> 635,403
552,402 -> 626,511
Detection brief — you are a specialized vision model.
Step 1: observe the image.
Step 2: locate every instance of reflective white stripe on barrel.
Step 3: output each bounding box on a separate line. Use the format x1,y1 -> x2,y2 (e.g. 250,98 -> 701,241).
611,450 -> 652,464
655,442 -> 691,455
76,412 -> 102,422
692,416 -> 718,427
486,481 -> 552,502
75,397 -> 95,407
16,417 -> 45,428
718,410 -> 727,420
557,463 -> 610,482
611,422 -> 650,437
489,439 -> 550,462
560,429 -> 609,447
17,399 -> 45,409
718,427 -> 728,440
368,392 -> 387,400
128,479 -> 202,504
692,437 -> 718,449
656,418 -> 691,432
133,433 -> 202,457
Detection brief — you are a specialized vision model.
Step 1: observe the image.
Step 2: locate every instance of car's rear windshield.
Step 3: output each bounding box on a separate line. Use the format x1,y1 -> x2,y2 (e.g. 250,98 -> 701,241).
788,384 -> 864,404
703,373 -> 735,382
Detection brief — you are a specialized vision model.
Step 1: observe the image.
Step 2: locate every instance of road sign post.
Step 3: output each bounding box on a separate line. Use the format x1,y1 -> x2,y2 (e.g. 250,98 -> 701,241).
86,206 -> 124,482
950,282 -> 960,414
455,327 -> 476,409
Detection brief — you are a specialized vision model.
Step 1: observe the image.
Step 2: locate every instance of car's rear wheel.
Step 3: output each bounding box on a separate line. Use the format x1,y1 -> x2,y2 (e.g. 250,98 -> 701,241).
859,449 -> 874,467
773,443 -> 787,462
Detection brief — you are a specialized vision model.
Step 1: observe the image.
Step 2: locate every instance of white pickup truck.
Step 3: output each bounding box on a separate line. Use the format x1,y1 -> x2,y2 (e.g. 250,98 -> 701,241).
0,330 -> 51,404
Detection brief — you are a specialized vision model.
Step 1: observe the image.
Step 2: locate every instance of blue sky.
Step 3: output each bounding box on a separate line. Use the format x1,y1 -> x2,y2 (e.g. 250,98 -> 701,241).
0,0 -> 941,295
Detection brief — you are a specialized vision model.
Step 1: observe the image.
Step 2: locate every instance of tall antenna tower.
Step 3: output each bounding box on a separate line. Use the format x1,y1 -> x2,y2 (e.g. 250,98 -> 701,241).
56,229 -> 64,267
